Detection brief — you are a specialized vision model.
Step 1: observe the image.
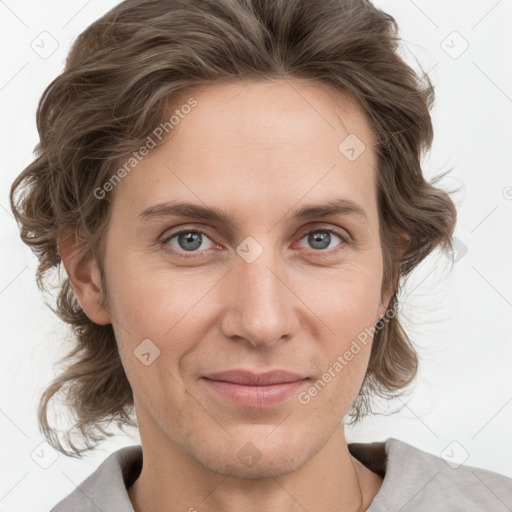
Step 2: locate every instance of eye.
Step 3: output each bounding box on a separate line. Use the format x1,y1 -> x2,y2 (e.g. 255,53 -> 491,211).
160,225 -> 348,259
162,228 -> 217,257
296,228 -> 346,253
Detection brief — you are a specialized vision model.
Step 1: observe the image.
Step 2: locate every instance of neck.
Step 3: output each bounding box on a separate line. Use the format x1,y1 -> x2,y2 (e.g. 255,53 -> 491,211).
128,414 -> 382,512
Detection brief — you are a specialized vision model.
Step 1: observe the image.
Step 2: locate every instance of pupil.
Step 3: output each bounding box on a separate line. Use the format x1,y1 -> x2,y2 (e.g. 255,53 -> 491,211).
179,232 -> 202,251
309,231 -> 330,250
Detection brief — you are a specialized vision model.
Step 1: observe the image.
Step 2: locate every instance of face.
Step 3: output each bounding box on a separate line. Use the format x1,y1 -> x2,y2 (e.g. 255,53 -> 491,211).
98,80 -> 391,478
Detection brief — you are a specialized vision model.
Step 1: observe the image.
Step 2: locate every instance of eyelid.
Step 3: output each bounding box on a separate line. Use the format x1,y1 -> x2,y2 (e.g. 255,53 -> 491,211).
297,222 -> 351,242
159,222 -> 350,256
160,222 -> 351,240
160,225 -> 219,251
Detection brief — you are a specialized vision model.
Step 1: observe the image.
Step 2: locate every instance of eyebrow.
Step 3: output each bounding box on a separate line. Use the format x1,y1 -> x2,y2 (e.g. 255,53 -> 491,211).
138,198 -> 368,226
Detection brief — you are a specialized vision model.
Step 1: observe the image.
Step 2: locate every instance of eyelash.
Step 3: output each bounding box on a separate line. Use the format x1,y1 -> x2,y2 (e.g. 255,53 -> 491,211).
159,224 -> 349,260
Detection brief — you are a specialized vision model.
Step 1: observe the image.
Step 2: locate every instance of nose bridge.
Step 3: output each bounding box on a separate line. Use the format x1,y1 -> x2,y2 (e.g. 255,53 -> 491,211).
225,239 -> 296,346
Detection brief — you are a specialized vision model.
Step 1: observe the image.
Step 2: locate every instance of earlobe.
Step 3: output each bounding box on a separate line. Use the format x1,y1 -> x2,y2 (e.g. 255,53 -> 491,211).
57,232 -> 111,325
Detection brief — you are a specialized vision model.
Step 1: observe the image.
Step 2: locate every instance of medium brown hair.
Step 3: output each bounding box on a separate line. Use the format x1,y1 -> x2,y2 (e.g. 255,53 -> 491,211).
10,0 -> 457,456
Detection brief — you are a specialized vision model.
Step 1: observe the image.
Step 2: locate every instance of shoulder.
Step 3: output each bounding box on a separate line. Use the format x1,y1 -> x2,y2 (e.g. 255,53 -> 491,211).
50,445 -> 142,512
367,437 -> 512,512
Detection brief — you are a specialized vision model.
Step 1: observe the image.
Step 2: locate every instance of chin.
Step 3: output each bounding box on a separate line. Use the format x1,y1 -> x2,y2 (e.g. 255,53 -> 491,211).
185,429 -> 316,480
197,450 -> 308,480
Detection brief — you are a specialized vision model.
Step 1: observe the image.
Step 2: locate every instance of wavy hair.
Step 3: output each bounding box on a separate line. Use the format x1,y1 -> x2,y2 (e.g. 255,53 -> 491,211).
10,0 -> 457,456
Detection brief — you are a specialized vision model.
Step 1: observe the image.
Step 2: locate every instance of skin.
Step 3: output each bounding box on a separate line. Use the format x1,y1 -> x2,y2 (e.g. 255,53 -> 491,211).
60,79 -> 398,512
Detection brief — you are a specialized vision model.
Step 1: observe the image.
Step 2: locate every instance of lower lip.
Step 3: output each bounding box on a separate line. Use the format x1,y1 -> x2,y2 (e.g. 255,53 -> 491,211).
201,378 -> 309,407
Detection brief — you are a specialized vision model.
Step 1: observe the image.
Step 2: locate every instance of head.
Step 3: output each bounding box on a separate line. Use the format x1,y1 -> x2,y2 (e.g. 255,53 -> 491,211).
10,0 -> 457,460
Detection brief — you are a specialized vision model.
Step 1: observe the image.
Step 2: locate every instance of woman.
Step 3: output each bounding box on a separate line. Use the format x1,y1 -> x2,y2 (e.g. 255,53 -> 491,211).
10,0 -> 512,510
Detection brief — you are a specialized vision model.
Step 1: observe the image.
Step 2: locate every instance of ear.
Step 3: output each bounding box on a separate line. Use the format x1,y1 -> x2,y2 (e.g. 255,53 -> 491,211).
376,229 -> 410,320
57,230 -> 111,325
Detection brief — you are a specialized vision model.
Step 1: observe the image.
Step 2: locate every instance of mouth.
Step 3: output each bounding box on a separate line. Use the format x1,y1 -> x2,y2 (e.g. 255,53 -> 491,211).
201,369 -> 310,407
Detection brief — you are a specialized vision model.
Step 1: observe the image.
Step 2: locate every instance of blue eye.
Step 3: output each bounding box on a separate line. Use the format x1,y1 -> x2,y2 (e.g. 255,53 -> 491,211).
162,228 -> 215,254
161,226 -> 347,258
297,229 -> 345,251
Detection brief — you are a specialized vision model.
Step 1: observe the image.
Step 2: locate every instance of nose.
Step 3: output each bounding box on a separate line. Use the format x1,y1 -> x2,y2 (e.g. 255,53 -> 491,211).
220,249 -> 300,349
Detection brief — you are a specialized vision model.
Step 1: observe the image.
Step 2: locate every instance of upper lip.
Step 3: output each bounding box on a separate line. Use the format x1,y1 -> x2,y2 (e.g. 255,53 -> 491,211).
203,370 -> 308,386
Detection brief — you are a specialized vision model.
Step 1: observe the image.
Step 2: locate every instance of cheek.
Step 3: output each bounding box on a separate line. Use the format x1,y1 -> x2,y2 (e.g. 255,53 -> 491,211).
107,249 -> 210,334
305,265 -> 381,397
106,257 -> 221,381
313,262 -> 383,337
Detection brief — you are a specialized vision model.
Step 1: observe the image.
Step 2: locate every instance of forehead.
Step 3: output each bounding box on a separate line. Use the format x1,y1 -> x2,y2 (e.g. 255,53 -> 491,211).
170,79 -> 375,165
113,79 -> 378,223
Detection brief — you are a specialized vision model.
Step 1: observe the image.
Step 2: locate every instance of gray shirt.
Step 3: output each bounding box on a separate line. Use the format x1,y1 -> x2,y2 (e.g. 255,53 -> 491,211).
51,437 -> 512,511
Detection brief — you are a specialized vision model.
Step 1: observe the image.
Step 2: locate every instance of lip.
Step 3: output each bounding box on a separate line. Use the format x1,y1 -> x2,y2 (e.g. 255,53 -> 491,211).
203,369 -> 307,385
201,370 -> 309,408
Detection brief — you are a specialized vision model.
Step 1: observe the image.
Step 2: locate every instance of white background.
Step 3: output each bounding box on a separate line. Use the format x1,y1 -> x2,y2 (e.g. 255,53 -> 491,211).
1,1 -> 512,510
